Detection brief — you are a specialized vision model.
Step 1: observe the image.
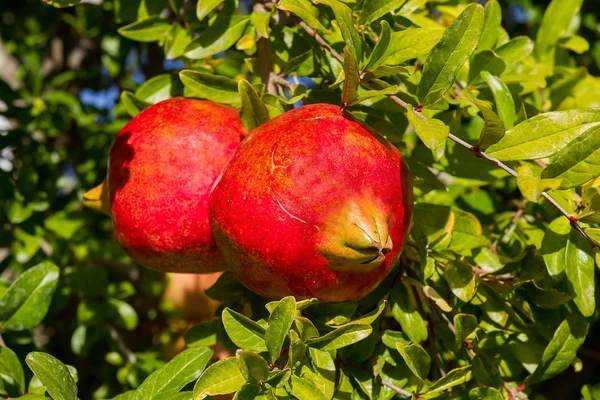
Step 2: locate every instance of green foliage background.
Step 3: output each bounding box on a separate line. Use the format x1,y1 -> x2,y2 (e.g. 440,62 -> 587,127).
2,0 -> 600,399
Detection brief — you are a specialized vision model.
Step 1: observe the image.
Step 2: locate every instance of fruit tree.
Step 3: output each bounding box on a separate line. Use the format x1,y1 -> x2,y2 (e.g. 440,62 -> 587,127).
2,0 -> 600,399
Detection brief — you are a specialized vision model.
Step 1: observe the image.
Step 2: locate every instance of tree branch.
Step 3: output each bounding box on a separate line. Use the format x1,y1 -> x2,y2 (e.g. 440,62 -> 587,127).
381,379 -> 413,399
298,22 -> 598,251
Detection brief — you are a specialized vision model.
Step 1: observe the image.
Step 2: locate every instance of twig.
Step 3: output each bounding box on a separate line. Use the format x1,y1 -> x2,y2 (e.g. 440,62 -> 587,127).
298,22 -> 598,252
108,324 -> 136,364
381,380 -> 413,399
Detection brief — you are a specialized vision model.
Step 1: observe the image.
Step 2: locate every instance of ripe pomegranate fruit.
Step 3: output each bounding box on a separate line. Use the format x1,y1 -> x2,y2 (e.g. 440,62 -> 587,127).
209,104 -> 413,302
84,98 -> 246,273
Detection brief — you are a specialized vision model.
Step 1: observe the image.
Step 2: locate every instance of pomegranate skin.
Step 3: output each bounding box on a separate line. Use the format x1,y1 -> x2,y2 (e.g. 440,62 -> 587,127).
108,98 -> 246,273
209,104 -> 413,302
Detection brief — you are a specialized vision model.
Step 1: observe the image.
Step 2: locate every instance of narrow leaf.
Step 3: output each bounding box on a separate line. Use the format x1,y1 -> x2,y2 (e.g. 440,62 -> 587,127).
179,71 -> 240,106
443,261 -> 478,303
135,347 -> 213,400
222,308 -> 267,352
464,95 -> 505,150
239,79 -> 271,132
480,71 -> 516,129
417,3 -> 484,107
347,85 -> 398,107
478,0 -> 501,51
315,0 -> 362,61
306,324 -> 372,351
193,358 -> 245,400
118,17 -> 171,42
26,352 -> 77,400
0,347 -> 25,393
236,350 -> 269,382
341,47 -> 359,106
185,16 -> 250,59
535,0 -> 583,68
422,367 -> 472,398
495,36 -> 534,66
289,376 -> 328,400
0,261 -> 59,331
277,0 -> 329,33
485,109 -> 600,161
525,314 -> 589,384
516,164 -> 562,202
453,314 -> 477,350
364,21 -> 391,72
265,296 -> 296,363
389,282 -> 428,344
395,343 -> 430,381
467,50 -> 505,84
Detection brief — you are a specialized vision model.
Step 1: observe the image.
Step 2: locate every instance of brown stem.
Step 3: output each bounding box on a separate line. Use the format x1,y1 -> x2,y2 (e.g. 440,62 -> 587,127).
298,22 -> 598,252
381,380 -> 414,399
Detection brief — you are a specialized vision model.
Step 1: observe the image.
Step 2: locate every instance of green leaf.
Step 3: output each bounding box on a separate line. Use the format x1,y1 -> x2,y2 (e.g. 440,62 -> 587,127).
495,36 -> 534,66
364,21 -> 391,72
135,347 -> 213,400
559,35 -> 589,54
333,302 -> 386,328
535,0 -> 583,68
25,352 -> 77,400
315,0 -> 362,61
197,0 -> 224,21
347,85 -> 398,107
383,28 -> 443,66
136,74 -> 178,104
236,350 -> 269,382
286,330 -> 307,369
0,261 -> 59,331
469,387 -> 503,400
193,357 -> 245,399
453,314 -> 477,350
251,11 -> 272,38
467,50 -> 505,84
541,124 -> 600,188
288,376 -> 328,400
542,217 -> 570,280
389,282 -> 428,344
395,343 -> 430,381
294,317 -> 320,341
516,164 -> 562,202
222,308 -> 268,352
164,23 -> 194,60
266,369 -> 291,388
43,0 -> 82,7
417,3 -> 484,107
406,104 -> 449,150
185,320 -> 220,348
0,346 -> 25,393
265,296 -> 296,362
185,15 -> 250,59
179,70 -> 240,106
108,298 -> 139,331
358,0 -> 407,26
480,71 -> 516,129
421,366 -> 472,398
118,16 -> 171,42
239,79 -> 270,131
478,0 -> 501,51
306,324 -> 372,351
277,0 -> 329,34
564,230 -> 595,316
525,314 -> 589,384
442,261 -> 478,303
464,95 -> 505,150
485,109 -> 600,161
307,348 -> 336,399
341,47 -> 359,107
121,91 -> 151,117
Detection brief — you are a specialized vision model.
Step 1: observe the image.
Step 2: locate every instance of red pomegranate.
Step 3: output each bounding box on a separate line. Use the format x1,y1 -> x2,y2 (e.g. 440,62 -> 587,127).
209,104 -> 413,302
84,98 -> 246,273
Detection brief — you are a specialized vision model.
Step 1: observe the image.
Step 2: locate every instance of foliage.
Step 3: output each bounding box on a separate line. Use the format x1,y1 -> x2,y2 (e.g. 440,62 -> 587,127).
2,0 -> 600,399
